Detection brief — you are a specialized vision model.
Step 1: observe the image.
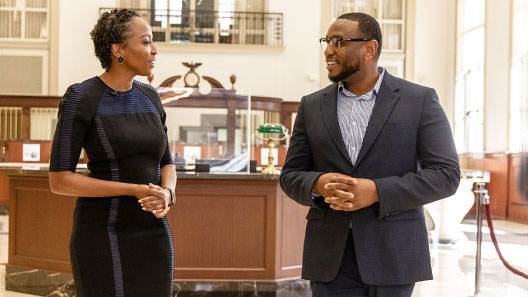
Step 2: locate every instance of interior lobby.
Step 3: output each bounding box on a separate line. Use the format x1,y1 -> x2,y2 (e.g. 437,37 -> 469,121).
1,0 -> 528,296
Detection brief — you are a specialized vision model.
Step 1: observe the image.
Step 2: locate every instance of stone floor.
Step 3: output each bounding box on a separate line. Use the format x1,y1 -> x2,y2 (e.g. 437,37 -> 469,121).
1,215 -> 527,297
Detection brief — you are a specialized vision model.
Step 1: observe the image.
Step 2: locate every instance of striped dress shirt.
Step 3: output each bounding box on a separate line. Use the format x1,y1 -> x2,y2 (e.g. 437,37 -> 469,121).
337,67 -> 385,165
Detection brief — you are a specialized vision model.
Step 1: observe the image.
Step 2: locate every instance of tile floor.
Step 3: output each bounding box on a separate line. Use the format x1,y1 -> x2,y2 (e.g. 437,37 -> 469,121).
0,215 -> 527,297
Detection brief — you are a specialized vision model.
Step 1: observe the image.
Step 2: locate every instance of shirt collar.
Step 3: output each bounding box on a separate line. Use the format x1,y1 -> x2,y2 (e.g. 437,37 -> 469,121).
338,67 -> 385,99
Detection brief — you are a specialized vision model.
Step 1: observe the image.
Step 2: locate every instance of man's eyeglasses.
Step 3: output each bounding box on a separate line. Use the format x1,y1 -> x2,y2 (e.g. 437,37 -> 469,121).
319,36 -> 371,51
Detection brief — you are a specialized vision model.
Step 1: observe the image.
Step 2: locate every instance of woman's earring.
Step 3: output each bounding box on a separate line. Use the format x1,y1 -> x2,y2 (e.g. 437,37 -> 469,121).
117,56 -> 125,64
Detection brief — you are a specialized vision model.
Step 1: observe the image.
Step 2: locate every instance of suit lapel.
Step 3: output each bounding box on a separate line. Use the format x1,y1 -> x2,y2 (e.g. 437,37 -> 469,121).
320,84 -> 354,166
354,73 -> 400,168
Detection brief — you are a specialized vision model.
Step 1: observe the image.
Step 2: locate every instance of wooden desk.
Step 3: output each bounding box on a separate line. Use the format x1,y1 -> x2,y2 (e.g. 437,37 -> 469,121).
1,165 -> 307,281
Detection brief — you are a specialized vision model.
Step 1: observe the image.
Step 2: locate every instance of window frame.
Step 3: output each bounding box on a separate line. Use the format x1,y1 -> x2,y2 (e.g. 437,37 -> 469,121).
0,0 -> 49,41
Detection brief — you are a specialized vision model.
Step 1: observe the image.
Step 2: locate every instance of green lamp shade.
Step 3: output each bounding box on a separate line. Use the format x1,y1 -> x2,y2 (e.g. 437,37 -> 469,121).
257,123 -> 286,134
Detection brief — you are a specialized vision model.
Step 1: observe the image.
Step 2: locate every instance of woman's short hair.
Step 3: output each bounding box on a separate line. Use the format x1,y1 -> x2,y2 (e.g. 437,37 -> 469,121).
90,8 -> 140,71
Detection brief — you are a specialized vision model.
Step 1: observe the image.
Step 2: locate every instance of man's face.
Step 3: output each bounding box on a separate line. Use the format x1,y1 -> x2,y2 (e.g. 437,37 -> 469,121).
324,20 -> 366,83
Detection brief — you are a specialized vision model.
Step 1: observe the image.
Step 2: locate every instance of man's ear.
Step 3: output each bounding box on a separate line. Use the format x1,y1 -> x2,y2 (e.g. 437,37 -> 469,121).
364,40 -> 378,61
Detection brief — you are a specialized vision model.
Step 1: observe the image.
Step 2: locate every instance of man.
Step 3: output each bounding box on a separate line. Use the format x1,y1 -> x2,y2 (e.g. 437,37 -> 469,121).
279,12 -> 460,297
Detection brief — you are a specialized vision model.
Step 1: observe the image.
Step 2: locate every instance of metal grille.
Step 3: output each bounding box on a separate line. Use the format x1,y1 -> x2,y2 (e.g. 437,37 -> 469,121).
30,107 -> 57,140
0,107 -> 22,140
101,8 -> 283,46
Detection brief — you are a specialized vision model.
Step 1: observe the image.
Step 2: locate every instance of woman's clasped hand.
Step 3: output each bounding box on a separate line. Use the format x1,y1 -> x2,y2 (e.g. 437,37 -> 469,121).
136,183 -> 171,218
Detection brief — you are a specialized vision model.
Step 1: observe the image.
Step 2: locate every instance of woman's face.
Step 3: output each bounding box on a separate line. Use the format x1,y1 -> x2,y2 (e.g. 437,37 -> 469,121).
118,17 -> 157,76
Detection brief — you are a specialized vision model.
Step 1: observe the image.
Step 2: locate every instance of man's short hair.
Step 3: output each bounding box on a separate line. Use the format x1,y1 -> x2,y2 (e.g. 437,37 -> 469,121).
337,12 -> 382,58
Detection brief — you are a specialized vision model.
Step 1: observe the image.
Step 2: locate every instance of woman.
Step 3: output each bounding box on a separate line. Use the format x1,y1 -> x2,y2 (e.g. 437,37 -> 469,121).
49,9 -> 176,297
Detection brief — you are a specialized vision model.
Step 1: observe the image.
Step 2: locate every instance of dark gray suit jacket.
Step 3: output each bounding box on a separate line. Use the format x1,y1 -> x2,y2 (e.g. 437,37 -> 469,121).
279,71 -> 460,285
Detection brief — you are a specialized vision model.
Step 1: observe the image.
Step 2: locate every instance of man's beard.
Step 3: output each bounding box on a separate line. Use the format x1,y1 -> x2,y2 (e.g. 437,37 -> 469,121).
328,60 -> 361,83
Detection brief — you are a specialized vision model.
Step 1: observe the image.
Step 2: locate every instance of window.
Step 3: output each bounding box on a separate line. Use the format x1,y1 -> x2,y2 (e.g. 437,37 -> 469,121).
332,0 -> 406,77
0,0 -> 49,40
454,0 -> 485,153
510,0 -> 528,153
117,0 -> 282,45
334,0 -> 405,52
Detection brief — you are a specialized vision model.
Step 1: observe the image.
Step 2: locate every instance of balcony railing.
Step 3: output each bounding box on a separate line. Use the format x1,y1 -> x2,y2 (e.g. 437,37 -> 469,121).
100,8 -> 283,46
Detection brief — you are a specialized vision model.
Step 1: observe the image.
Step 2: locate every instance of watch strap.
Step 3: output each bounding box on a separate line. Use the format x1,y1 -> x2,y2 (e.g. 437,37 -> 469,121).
163,187 -> 176,206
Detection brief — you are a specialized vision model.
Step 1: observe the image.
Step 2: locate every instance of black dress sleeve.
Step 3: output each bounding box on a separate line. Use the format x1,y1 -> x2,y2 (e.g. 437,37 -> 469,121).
49,84 -> 94,172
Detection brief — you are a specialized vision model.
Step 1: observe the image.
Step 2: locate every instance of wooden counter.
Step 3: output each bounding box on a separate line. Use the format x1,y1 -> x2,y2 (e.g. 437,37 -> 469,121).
1,164 -> 308,280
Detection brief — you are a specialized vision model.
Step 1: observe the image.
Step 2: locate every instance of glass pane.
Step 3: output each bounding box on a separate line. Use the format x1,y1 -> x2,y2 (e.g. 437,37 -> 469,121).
218,0 -> 235,31
455,0 -> 485,153
169,31 -> 190,43
462,0 -> 485,31
26,0 -> 47,8
0,11 -> 21,38
0,0 -> 16,8
355,0 -> 377,16
333,0 -> 378,17
244,0 -> 264,12
382,0 -> 402,19
382,23 -> 401,50
333,0 -> 358,18
196,0 -> 214,29
465,69 -> 484,153
510,62 -> 521,152
166,107 -> 228,162
219,32 -> 238,44
194,32 -> 214,43
162,99 -> 251,172
454,76 -> 466,152
462,28 -> 484,71
513,0 -> 528,58
25,11 -> 47,39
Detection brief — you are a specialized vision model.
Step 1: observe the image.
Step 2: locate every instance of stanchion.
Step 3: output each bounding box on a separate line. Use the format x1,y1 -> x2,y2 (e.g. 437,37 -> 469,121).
472,182 -> 490,297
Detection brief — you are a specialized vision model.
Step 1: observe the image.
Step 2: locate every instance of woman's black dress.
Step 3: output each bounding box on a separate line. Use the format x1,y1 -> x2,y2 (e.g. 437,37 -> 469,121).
50,77 -> 174,297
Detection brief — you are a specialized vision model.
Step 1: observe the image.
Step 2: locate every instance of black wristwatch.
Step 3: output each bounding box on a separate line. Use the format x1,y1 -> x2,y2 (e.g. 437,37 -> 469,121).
163,187 -> 176,206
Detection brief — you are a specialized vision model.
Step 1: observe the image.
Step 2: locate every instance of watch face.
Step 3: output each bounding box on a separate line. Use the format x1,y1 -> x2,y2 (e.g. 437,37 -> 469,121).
184,72 -> 200,87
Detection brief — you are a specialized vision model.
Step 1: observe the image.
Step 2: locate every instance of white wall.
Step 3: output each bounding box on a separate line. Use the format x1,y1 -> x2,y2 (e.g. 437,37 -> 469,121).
412,0 -> 457,126
57,0 -> 110,94
56,0 -> 322,103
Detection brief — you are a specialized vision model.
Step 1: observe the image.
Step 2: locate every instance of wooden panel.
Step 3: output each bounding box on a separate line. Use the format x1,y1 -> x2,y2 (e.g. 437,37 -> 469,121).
508,154 -> 528,223
5,172 -> 307,280
278,190 -> 307,278
4,141 -> 53,163
9,177 -> 74,273
0,95 -> 61,108
169,178 -> 278,279
0,172 -> 7,206
460,153 -> 509,219
171,194 -> 266,268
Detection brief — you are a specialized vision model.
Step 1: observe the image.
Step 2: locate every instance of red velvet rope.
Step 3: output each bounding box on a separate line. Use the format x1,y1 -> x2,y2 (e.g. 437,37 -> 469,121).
484,204 -> 528,279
